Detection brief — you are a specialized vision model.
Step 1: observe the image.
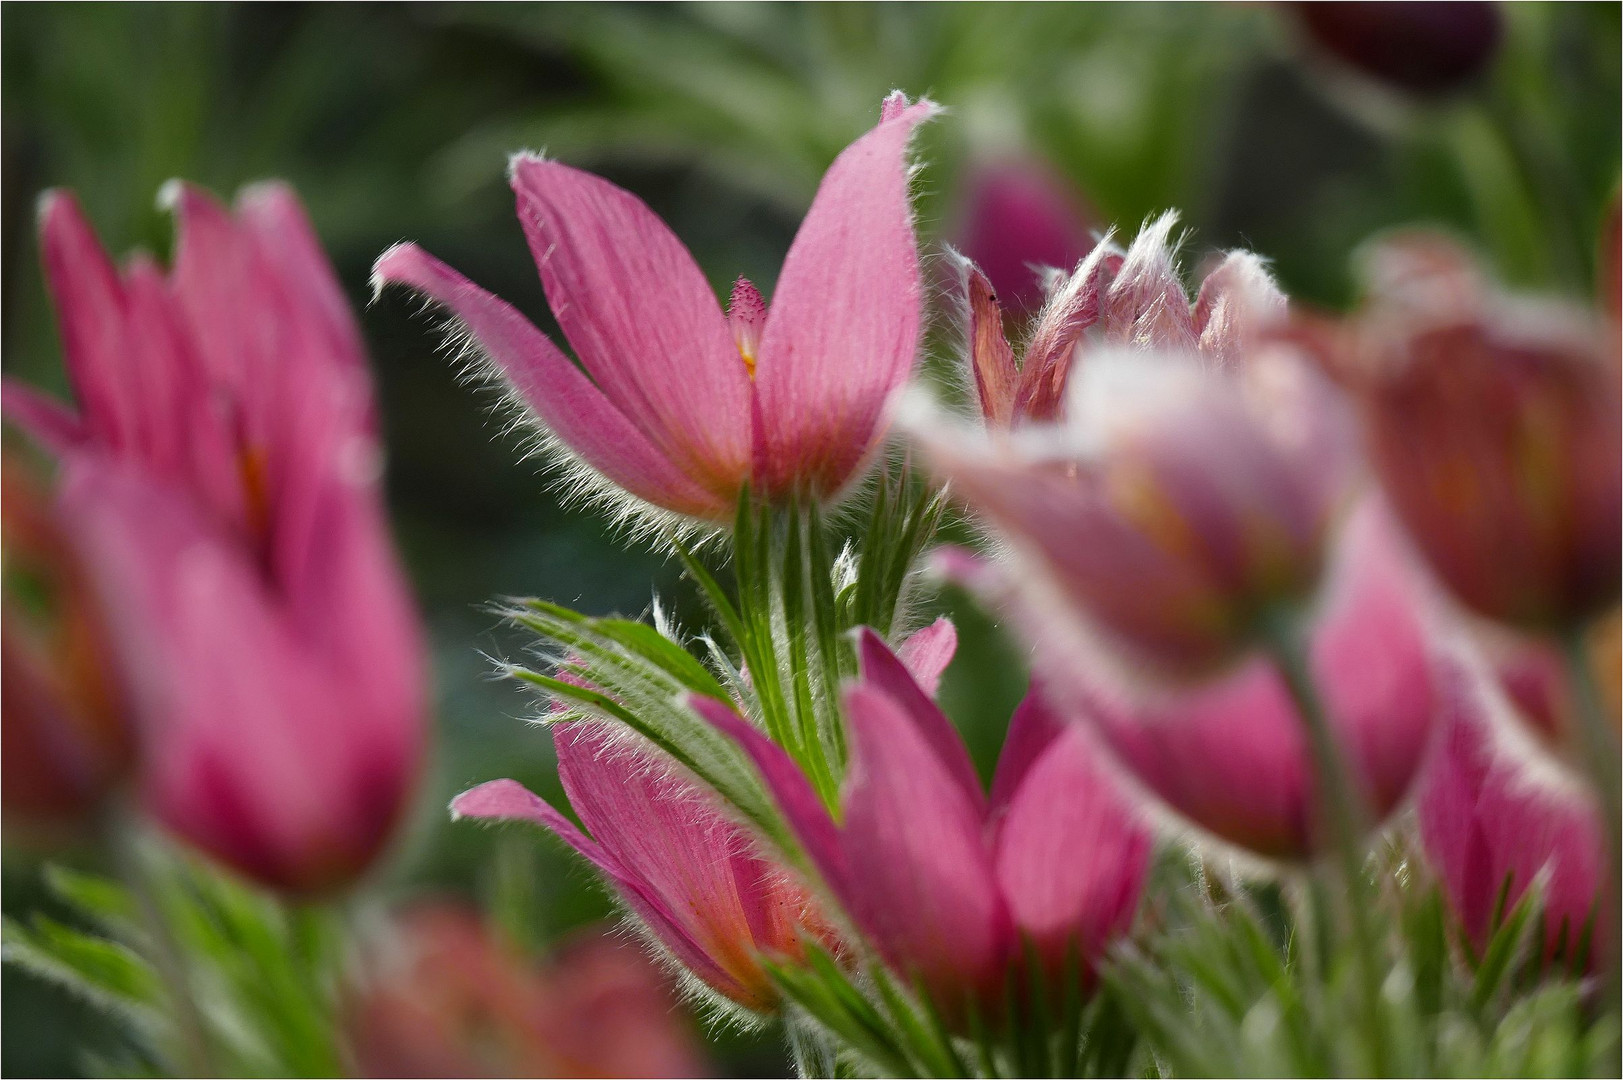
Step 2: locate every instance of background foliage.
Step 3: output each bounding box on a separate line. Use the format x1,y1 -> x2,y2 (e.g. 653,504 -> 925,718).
3,3 -> 1618,1075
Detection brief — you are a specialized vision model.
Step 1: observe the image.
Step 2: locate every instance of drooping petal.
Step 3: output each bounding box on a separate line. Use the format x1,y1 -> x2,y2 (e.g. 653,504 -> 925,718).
895,616 -> 959,698
993,703 -> 1150,981
857,628 -> 983,810
509,156 -> 751,497
751,97 -> 939,498
839,683 -> 1010,1010
372,243 -> 723,517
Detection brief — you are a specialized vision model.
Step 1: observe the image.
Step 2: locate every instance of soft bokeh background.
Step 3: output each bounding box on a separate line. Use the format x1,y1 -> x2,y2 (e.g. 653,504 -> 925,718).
3,3 -> 1617,1075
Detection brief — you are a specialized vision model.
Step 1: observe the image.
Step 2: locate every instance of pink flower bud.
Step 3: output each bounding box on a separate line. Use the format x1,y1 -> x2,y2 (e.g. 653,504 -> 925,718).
375,96 -> 940,520
1346,233 -> 1621,632
3,185 -> 427,893
346,906 -> 707,1078
452,724 -> 836,1015
957,159 -> 1096,315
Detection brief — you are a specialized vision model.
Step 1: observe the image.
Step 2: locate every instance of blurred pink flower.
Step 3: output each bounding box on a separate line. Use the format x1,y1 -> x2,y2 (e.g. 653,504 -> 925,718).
697,629 -> 1150,1023
374,93 -> 938,521
3,186 -> 426,893
452,723 -> 835,1014
956,212 -> 1287,427
347,905 -> 707,1078
1417,666 -> 1609,970
1342,233 -> 1621,633
1,457 -> 134,838
957,159 -> 1095,315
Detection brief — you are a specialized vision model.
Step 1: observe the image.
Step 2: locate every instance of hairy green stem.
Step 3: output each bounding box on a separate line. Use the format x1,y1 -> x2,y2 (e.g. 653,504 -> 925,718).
1262,611 -> 1390,1077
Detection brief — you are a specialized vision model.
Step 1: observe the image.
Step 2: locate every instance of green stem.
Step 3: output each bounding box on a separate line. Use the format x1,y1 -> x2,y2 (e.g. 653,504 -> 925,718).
1262,611 -> 1389,1077
1559,625 -> 1621,1041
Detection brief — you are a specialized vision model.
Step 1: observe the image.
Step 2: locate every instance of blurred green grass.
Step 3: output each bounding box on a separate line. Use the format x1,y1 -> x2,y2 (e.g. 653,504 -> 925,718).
3,3 -> 1617,1075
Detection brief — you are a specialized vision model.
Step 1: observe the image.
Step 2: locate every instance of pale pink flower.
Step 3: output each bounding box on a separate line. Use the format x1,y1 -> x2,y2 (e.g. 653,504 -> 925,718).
3,185 -> 426,893
373,93 -> 938,521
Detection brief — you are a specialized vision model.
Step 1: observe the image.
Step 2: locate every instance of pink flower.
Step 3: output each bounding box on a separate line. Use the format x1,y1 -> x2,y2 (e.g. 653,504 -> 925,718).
695,630 -> 1151,1022
451,723 -> 835,1014
373,93 -> 938,521
916,345 -> 1357,677
1341,232 -> 1621,632
956,158 -> 1095,315
957,212 -> 1286,427
346,906 -> 707,1078
2,185 -> 426,893
1416,664 -> 1609,969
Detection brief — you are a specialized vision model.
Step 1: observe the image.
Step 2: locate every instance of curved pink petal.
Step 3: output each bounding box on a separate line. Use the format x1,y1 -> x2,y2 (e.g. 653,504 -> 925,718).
987,681 -> 1069,814
840,682 -> 1009,1009
37,191 -> 133,451
856,628 -> 983,810
895,616 -> 959,698
751,98 -> 939,498
994,708 -> 1150,980
509,156 -> 751,498
372,243 -> 722,517
1193,250 -> 1287,367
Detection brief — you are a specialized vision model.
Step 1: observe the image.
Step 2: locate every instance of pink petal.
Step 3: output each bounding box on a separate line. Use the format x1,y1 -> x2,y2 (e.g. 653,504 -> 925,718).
1192,250 -> 1287,367
959,260 -> 1019,427
957,160 -> 1096,315
509,156 -> 751,498
37,191 -> 134,451
452,777 -> 746,1001
987,682 -> 1069,814
751,98 -> 939,497
59,459 -> 411,893
1100,212 -> 1196,352
857,628 -> 983,810
993,711 -> 1150,979
839,682 -> 1010,1009
687,694 -> 847,893
372,242 -> 723,517
895,616 -> 959,698
1,379 -> 85,453
1012,238 -> 1122,422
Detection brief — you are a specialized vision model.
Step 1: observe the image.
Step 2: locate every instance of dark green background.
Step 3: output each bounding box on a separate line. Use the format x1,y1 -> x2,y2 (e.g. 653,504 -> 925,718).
3,3 -> 1617,1075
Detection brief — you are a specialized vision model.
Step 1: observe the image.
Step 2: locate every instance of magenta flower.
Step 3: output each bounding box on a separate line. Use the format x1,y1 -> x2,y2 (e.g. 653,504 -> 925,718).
373,93 -> 938,521
695,630 -> 1151,1022
1343,232 -> 1620,632
958,212 -> 1287,427
451,723 -> 835,1014
957,158 -> 1095,315
1417,664 -> 1608,969
3,186 -> 426,893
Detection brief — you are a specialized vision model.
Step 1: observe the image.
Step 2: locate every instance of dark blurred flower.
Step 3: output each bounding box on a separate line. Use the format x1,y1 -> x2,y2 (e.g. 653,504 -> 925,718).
2,185 -> 426,893
452,723 -> 835,1015
1417,665 -> 1609,970
1343,233 -> 1621,633
1290,2 -> 1503,96
347,905 -> 706,1078
953,212 -> 1287,426
699,629 -> 1150,1024
1,457 -> 133,836
957,159 -> 1095,315
375,92 -> 939,522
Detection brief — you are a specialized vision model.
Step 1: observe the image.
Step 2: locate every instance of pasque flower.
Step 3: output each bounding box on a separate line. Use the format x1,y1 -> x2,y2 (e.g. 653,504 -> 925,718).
347,905 -> 706,1078
452,721 -> 834,1014
1341,232 -> 1621,633
956,211 -> 1286,427
696,629 -> 1151,1021
2,185 -> 426,892
1417,663 -> 1609,969
2,457 -> 133,835
374,93 -> 938,521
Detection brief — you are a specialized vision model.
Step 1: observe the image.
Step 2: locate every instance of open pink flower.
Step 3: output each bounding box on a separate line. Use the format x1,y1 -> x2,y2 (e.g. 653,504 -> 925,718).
373,93 -> 938,521
956,212 -> 1287,427
451,723 -> 834,1014
1417,663 -> 1608,969
3,186 -> 426,893
695,630 -> 1150,1023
